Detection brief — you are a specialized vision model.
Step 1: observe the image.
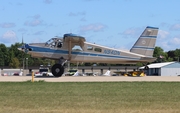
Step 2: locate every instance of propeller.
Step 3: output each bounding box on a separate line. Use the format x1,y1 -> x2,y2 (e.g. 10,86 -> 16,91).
18,44 -> 32,53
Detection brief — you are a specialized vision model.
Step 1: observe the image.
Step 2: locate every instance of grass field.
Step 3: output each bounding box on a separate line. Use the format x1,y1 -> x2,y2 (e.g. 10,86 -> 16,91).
0,81 -> 180,113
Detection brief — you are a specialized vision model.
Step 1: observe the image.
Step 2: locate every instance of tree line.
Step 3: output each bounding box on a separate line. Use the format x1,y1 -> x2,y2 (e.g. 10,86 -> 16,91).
0,43 -> 180,69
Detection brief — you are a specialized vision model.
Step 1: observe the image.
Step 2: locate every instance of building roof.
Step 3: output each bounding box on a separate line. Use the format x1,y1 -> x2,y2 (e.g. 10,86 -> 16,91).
140,62 -> 175,69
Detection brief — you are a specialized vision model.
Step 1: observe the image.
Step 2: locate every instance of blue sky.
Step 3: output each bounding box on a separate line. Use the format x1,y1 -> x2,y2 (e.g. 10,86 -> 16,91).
0,0 -> 180,52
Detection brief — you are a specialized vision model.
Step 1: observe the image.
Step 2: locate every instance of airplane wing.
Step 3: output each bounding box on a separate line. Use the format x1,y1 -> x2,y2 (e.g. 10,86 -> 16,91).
63,33 -> 85,46
63,33 -> 86,60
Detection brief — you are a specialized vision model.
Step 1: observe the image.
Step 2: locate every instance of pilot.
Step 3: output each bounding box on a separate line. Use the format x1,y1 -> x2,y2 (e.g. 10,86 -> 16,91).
57,42 -> 62,48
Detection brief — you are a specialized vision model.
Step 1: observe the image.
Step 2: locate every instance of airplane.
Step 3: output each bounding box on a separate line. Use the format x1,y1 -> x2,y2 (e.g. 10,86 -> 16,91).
18,26 -> 159,77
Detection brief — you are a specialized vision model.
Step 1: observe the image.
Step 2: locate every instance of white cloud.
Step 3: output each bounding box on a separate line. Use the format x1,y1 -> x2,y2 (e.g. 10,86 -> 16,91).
170,36 -> 180,45
80,23 -> 106,33
172,37 -> 180,44
80,17 -> 86,21
157,30 -> 169,39
24,14 -> 44,27
0,30 -> 17,43
69,12 -> 86,17
33,31 -> 45,35
44,0 -> 52,4
33,14 -> 41,19
18,28 -> 28,32
170,24 -> 180,30
123,28 -> 137,35
157,41 -> 171,52
120,27 -> 141,39
0,22 -> 16,28
24,19 -> 43,27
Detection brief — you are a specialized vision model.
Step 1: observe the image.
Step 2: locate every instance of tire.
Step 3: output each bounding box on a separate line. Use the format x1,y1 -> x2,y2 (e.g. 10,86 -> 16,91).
51,64 -> 64,77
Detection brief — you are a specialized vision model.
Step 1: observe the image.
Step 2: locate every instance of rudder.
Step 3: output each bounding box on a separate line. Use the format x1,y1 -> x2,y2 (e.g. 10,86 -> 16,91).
130,26 -> 159,57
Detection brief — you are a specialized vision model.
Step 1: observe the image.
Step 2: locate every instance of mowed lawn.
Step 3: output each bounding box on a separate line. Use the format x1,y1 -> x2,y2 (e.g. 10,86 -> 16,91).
0,82 -> 180,113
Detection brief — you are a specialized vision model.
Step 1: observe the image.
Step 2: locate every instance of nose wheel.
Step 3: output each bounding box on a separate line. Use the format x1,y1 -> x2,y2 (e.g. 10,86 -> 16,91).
51,64 -> 64,77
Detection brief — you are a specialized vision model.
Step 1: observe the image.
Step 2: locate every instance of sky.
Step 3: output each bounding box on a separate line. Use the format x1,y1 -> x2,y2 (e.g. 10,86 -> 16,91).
0,0 -> 180,52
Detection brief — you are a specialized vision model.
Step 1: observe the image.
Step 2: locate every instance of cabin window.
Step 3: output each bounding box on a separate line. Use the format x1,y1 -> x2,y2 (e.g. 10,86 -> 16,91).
72,45 -> 83,51
87,46 -> 93,50
94,48 -> 102,52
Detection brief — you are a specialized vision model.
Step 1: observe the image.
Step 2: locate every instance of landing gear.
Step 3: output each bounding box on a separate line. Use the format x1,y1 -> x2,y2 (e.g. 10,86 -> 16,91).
51,57 -> 67,77
51,64 -> 64,77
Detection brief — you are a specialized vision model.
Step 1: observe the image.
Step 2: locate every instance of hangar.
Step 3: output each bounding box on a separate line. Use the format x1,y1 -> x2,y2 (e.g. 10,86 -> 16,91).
140,62 -> 180,76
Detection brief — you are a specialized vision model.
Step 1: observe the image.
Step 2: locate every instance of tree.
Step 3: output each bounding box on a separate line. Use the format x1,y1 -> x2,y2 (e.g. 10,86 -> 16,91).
153,46 -> 167,62
174,49 -> 180,62
0,44 -> 9,67
9,57 -> 20,68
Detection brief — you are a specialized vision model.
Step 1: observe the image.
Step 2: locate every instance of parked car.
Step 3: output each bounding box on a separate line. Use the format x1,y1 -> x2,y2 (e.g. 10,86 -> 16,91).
13,71 -> 23,76
35,68 -> 53,77
64,69 -> 78,76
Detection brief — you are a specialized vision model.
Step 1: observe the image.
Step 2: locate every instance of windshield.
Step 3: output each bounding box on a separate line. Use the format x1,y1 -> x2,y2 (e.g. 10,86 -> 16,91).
45,38 -> 63,48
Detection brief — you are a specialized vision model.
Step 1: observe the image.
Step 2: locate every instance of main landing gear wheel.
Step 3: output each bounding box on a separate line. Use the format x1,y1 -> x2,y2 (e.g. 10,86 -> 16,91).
51,64 -> 64,77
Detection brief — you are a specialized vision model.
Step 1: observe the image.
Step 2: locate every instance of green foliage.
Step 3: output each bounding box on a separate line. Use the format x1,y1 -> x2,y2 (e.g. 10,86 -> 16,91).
0,44 -> 9,66
0,43 -> 55,68
9,57 -> 20,68
153,46 -> 168,63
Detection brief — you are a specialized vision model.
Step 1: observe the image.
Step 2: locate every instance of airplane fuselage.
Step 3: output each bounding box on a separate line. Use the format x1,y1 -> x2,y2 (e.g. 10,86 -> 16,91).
27,41 -> 156,64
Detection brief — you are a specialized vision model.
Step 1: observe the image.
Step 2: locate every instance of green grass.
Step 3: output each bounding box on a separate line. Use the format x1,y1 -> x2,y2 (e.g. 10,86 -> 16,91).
0,82 -> 180,113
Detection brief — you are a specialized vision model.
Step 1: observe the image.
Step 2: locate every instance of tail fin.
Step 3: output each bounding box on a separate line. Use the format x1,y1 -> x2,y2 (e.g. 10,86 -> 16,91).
130,26 -> 159,57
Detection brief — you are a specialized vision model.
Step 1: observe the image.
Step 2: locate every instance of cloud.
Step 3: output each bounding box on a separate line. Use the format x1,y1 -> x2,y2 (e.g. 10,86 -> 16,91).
69,12 -> 86,17
33,31 -> 45,35
156,34 -> 180,51
0,22 -> 16,28
159,22 -> 169,28
80,17 -> 86,21
0,30 -> 17,43
24,19 -> 43,26
43,0 -> 52,4
84,0 -> 100,1
170,24 -> 180,30
18,28 -> 28,32
33,14 -> 41,19
120,27 -> 142,39
170,35 -> 180,45
123,28 -> 137,35
80,23 -> 107,33
157,41 -> 171,52
158,30 -> 169,39
24,15 -> 43,27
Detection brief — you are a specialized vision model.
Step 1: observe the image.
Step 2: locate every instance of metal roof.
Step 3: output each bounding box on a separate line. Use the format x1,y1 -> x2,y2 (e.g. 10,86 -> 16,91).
140,62 -> 175,69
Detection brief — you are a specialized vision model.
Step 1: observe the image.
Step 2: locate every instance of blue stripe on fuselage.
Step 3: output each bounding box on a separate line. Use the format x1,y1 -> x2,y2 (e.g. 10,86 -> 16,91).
30,46 -> 140,60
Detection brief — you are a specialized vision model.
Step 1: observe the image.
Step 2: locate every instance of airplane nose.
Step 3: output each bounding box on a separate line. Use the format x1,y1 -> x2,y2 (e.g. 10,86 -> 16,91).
18,44 -> 32,52
18,45 -> 25,51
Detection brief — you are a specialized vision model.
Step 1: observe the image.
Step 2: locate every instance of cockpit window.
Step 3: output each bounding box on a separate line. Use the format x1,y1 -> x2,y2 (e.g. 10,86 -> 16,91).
57,40 -> 63,48
45,38 -> 63,48
45,38 -> 55,45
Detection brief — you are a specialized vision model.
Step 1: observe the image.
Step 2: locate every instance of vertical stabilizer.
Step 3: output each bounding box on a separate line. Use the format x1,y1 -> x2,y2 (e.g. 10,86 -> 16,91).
130,26 -> 159,57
